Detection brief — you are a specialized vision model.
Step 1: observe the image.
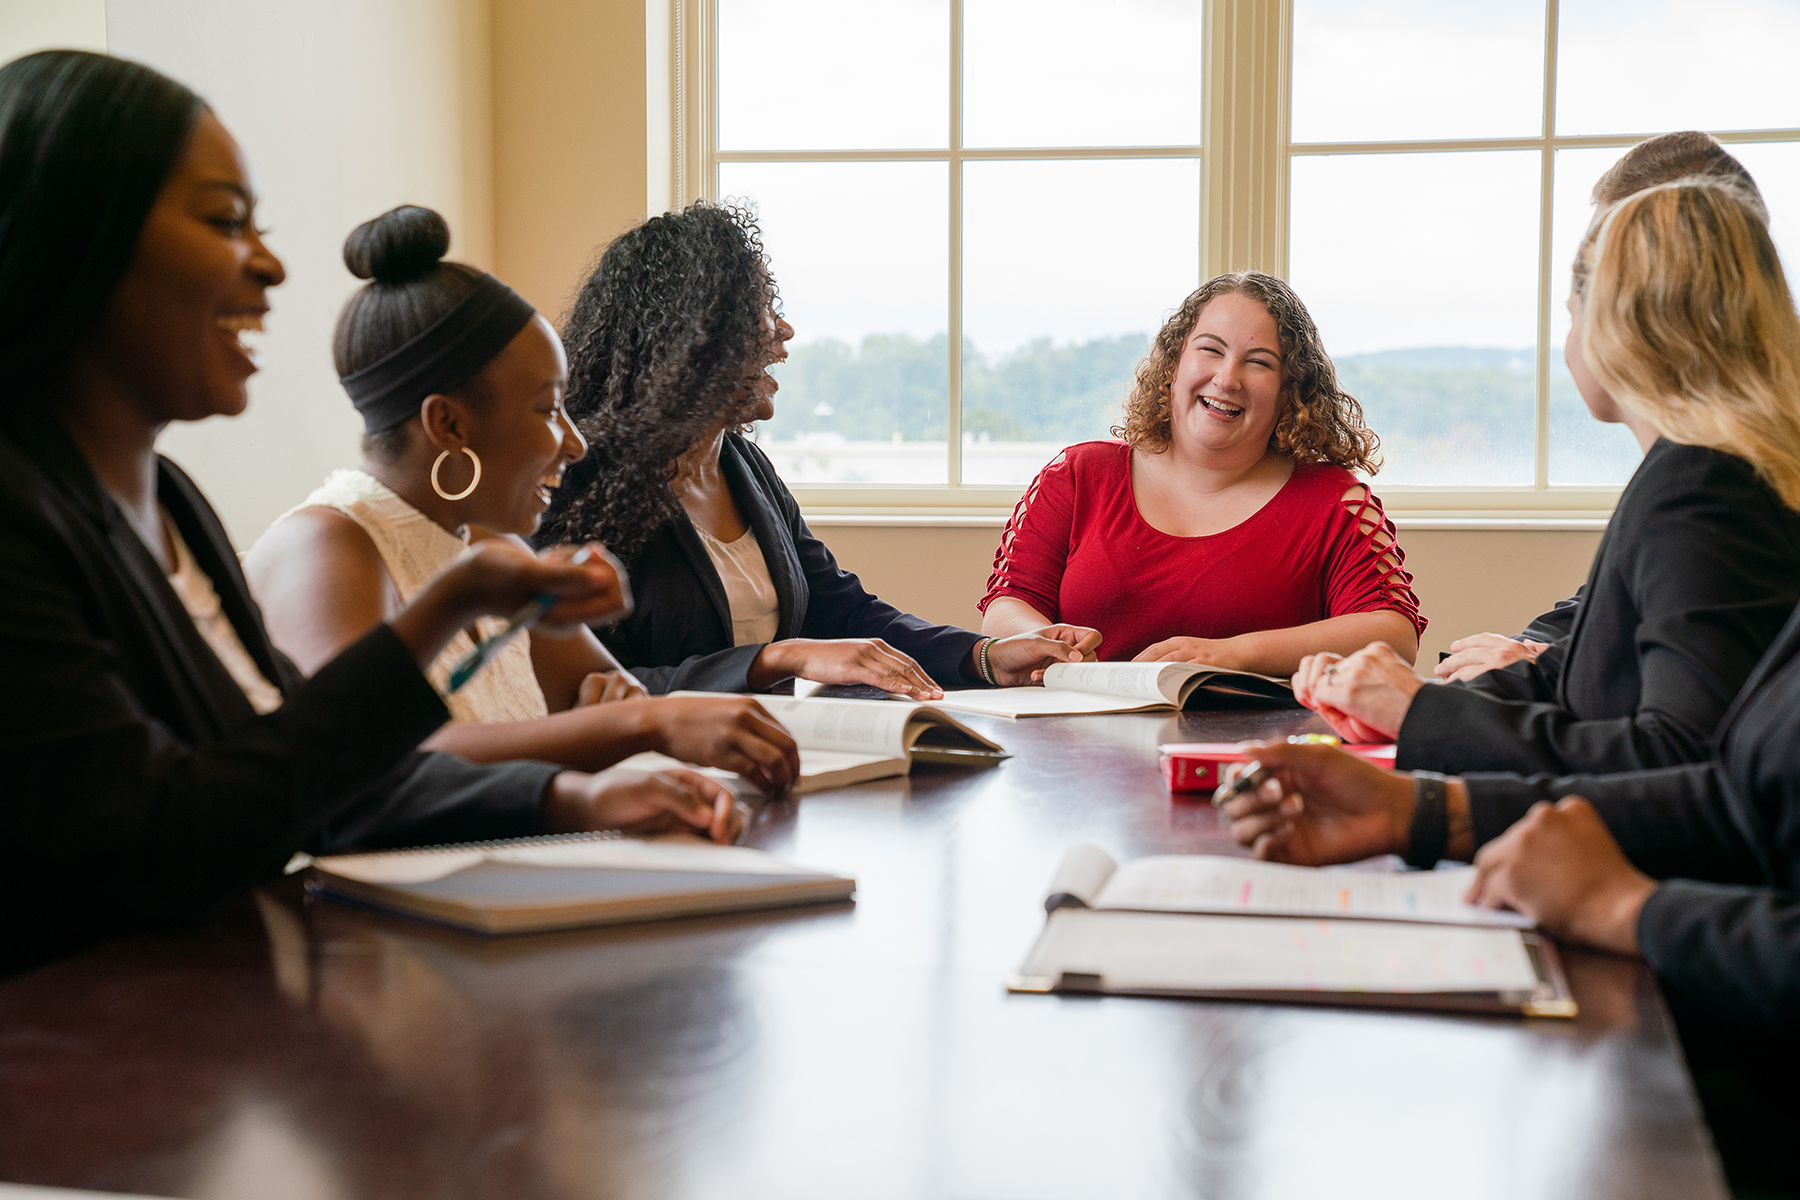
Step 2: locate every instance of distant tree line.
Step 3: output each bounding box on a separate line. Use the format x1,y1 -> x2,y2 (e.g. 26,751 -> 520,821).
762,333 -> 1639,484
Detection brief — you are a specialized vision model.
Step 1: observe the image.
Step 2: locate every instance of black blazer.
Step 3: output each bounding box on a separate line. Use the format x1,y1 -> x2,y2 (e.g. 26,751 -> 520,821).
552,435 -> 983,694
0,402 -> 555,977
1460,595 -> 1800,1044
1397,440 -> 1800,775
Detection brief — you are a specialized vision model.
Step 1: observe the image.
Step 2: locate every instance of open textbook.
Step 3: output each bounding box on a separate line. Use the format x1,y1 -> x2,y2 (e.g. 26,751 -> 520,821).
308,831 -> 856,934
617,693 -> 1008,796
1009,844 -> 1575,1017
932,660 -> 1293,718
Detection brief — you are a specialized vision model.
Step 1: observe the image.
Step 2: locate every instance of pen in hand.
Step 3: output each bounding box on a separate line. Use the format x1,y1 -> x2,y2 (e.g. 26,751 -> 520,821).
1211,761 -> 1272,808
447,546 -> 593,693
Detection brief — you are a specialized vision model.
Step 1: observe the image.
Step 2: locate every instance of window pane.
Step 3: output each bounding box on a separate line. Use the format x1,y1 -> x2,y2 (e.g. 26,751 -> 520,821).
1547,146 -> 1642,485
1291,0 -> 1543,143
719,162 -> 949,484
1729,142 -> 1800,282
961,159 -> 1200,485
1288,151 -> 1541,486
1557,0 -> 1800,135
718,0 -> 947,150
963,0 -> 1202,148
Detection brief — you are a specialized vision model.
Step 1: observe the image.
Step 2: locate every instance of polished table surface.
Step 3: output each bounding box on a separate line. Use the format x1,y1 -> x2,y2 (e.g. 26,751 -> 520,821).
0,706 -> 1728,1200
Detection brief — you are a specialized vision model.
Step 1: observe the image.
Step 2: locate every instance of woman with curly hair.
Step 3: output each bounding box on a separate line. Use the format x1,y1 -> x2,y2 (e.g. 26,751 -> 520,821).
537,202 -> 1098,697
1293,178 -> 1800,778
979,273 -> 1424,674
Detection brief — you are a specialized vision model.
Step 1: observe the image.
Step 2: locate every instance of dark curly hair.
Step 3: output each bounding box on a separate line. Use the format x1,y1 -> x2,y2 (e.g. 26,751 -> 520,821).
1113,272 -> 1381,474
539,201 -> 780,559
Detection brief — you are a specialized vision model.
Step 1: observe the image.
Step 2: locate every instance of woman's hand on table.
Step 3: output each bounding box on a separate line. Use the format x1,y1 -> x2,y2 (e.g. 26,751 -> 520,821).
1434,633 -> 1549,683
544,765 -> 744,844
1291,642 -> 1423,743
1218,741 -> 1416,865
640,695 -> 800,795
1465,797 -> 1656,956
753,637 -> 944,700
1132,635 -> 1238,667
576,669 -> 650,705
983,624 -> 1102,685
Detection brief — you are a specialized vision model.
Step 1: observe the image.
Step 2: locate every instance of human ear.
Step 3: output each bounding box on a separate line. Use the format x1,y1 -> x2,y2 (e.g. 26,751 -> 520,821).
418,393 -> 471,452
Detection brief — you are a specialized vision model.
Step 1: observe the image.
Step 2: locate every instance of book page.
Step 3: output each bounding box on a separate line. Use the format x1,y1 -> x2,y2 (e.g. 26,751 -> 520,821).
931,688 -> 1170,718
610,748 -> 898,794
1093,854 -> 1533,928
1042,661 -> 1191,703
1044,843 -> 1119,908
741,694 -> 914,756
1024,908 -> 1541,994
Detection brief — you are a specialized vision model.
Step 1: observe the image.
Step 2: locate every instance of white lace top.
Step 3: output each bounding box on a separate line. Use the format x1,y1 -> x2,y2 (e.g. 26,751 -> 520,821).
695,524 -> 780,647
272,469 -> 549,726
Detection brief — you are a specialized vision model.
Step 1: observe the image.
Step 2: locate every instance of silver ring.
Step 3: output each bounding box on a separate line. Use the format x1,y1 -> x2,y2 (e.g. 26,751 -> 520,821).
1326,667 -> 1339,681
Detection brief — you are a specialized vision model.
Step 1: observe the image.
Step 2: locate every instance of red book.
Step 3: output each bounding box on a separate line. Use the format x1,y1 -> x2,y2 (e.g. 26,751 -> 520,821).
1159,741 -> 1398,793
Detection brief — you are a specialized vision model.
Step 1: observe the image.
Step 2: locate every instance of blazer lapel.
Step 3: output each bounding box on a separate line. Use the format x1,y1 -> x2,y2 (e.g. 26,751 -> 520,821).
667,513 -> 736,647
721,437 -> 803,640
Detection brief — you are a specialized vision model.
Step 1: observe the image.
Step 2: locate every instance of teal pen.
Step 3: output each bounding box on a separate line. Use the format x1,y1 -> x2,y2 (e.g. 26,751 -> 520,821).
446,547 -> 594,693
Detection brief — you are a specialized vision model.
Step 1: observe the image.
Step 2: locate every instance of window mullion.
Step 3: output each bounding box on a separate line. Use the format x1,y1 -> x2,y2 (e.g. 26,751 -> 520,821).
1534,0 -> 1561,491
1205,0 -> 1290,278
947,0 -> 965,487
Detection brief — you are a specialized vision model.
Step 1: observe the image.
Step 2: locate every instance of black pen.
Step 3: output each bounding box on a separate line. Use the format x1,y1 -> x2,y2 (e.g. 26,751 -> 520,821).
1211,761 -> 1272,808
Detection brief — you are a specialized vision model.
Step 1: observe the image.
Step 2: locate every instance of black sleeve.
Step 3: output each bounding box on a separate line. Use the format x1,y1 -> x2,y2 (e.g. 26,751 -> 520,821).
1459,762 -> 1764,884
0,504 -> 492,968
1517,590 -> 1582,644
309,753 -> 557,853
1457,640 -> 1565,704
602,640 -> 766,696
1398,465 -> 1800,776
753,458 -> 982,687
1636,880 -> 1800,1040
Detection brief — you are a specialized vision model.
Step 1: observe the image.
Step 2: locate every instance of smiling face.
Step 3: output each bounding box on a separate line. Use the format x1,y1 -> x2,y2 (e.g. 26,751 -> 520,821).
738,306 -> 794,424
441,314 -> 585,536
88,111 -> 285,423
1166,291 -> 1287,460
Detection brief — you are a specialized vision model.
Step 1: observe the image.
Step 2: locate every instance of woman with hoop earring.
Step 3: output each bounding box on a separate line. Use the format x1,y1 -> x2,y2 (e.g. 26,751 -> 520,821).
247,207 -> 802,793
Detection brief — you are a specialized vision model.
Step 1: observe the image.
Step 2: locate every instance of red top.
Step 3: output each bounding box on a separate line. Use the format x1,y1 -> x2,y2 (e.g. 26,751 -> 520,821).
980,440 -> 1426,661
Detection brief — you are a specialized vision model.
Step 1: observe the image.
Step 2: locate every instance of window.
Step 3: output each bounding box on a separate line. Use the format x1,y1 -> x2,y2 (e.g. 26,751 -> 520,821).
679,0 -> 1800,513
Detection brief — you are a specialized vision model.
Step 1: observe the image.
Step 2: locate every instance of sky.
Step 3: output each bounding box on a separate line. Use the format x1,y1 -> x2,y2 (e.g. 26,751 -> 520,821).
716,0 -> 1800,360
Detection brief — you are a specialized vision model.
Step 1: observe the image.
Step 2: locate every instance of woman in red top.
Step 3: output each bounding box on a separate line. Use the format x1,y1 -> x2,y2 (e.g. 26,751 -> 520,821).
979,272 -> 1425,672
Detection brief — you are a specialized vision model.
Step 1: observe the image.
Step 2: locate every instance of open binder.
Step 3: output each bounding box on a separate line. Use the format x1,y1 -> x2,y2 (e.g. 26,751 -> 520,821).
1007,844 -> 1576,1017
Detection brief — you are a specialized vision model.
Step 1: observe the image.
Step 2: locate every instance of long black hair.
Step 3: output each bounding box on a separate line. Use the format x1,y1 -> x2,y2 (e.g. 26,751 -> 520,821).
538,201 -> 780,561
0,50 -> 206,388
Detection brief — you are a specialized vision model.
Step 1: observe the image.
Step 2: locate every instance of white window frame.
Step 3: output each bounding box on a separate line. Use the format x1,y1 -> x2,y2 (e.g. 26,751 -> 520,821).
669,0 -> 1800,522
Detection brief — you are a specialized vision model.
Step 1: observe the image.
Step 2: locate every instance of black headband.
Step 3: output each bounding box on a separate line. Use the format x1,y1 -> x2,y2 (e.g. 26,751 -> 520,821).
339,273 -> 537,433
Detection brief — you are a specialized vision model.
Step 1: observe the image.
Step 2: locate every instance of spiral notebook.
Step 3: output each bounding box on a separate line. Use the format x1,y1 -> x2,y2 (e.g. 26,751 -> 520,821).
305,831 -> 856,935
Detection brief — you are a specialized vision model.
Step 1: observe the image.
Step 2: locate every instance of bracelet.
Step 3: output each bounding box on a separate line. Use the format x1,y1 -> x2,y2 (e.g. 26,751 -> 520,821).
976,637 -> 997,685
1405,771 -> 1450,869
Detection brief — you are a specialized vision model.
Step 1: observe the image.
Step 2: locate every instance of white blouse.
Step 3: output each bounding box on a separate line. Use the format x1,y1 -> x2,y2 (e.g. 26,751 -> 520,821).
162,514 -> 284,716
266,469 -> 549,726
695,524 -> 781,647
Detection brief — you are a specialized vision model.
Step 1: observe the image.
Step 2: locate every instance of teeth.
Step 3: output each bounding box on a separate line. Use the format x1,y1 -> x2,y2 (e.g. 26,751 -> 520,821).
216,313 -> 265,333
1201,396 -> 1243,416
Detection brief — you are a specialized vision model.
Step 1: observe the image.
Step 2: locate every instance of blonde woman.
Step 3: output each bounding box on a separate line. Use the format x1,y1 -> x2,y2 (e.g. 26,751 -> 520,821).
980,272 -> 1425,674
1295,179 -> 1800,775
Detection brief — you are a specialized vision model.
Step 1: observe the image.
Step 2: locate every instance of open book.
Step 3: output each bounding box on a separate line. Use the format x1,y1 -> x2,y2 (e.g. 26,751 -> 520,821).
932,660 -> 1293,718
618,693 -> 1009,796
308,831 -> 856,935
1009,844 -> 1574,1017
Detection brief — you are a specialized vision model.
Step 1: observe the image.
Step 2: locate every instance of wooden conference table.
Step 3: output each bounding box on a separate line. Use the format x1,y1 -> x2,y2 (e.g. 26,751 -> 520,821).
0,702 -> 1727,1200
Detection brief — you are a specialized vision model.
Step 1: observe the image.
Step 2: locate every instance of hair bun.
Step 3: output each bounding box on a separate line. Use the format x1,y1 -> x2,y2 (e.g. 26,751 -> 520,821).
343,205 -> 450,285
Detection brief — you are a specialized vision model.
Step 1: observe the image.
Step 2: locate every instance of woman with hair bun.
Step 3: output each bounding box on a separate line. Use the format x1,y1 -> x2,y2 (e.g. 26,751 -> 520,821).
538,202 -> 1099,698
980,272 -> 1425,673
0,51 -> 744,977
247,206 -> 801,793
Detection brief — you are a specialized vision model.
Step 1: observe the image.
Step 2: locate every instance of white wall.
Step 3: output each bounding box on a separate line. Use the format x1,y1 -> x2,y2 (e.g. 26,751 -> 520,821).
0,0 -> 104,59
106,0 -> 494,548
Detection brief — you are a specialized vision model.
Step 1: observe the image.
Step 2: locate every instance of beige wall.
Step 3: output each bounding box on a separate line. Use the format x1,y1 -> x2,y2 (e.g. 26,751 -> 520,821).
492,0 -> 654,323
109,0 -> 498,548
813,521 -> 1602,664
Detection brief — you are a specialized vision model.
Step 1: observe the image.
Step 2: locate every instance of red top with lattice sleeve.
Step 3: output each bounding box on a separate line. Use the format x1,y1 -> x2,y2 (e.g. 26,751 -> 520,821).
979,440 -> 1425,661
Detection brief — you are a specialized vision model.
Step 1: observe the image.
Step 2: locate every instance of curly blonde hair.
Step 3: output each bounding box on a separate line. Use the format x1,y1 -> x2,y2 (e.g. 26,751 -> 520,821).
1112,272 -> 1380,474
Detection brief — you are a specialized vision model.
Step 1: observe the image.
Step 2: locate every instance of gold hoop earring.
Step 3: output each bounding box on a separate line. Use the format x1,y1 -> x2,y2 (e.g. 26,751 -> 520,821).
430,448 -> 481,501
